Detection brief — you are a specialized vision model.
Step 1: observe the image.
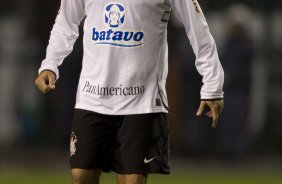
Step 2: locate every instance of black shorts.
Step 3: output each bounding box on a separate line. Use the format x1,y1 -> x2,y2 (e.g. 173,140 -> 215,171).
69,109 -> 170,174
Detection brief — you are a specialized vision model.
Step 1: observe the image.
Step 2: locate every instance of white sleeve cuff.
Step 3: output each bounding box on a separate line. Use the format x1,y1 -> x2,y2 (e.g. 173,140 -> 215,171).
38,64 -> 59,80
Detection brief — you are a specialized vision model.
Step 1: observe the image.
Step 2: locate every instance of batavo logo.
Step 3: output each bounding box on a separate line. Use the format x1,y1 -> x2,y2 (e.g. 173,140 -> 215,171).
92,3 -> 145,47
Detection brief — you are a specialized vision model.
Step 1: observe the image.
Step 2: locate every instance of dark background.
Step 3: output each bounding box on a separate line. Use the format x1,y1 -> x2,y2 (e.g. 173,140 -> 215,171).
0,0 -> 282,168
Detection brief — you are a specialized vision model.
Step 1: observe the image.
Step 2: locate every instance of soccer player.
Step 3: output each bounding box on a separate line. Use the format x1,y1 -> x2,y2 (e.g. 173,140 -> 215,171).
35,0 -> 224,184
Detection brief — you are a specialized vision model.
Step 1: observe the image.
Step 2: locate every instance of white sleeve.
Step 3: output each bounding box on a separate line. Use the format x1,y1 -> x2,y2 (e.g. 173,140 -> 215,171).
38,0 -> 85,79
169,0 -> 224,99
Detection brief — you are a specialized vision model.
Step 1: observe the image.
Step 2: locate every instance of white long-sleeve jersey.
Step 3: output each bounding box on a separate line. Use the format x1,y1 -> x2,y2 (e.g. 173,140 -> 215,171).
39,0 -> 224,115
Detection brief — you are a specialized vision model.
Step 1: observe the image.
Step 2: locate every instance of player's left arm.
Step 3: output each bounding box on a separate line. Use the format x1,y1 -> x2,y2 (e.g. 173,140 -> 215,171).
169,0 -> 224,128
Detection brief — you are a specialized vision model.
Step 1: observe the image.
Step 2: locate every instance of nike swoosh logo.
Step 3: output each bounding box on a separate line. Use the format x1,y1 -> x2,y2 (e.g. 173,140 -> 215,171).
144,157 -> 156,164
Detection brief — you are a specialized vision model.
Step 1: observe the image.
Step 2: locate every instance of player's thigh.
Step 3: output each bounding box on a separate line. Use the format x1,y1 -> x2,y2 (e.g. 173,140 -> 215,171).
113,113 -> 170,174
117,174 -> 147,184
71,169 -> 101,184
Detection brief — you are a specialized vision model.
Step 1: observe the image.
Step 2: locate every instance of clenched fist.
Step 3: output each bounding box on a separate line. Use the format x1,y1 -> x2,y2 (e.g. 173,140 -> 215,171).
35,70 -> 56,93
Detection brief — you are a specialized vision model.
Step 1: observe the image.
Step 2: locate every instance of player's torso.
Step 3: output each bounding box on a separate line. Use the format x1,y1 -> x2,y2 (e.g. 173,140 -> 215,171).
76,0 -> 171,114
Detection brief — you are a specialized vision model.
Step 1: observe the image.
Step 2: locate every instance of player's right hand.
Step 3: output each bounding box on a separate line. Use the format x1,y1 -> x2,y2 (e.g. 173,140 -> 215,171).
35,70 -> 56,93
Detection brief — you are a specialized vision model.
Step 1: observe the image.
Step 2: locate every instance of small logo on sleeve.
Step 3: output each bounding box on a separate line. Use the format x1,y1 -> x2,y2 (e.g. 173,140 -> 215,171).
156,98 -> 162,106
161,11 -> 171,22
192,0 -> 201,13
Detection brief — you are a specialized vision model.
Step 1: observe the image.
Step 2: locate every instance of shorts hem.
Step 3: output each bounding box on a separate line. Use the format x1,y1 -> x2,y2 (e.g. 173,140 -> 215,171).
70,165 -> 111,173
112,169 -> 170,175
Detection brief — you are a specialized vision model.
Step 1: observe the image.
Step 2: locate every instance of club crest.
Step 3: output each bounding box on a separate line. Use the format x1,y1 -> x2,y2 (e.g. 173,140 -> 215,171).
70,131 -> 77,157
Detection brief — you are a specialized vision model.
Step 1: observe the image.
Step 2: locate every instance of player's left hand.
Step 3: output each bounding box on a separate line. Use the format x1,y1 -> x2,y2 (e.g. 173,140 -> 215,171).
196,100 -> 224,128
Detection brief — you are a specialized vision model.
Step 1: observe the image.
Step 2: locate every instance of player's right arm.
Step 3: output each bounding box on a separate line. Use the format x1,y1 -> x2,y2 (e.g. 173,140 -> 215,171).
35,0 -> 85,93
